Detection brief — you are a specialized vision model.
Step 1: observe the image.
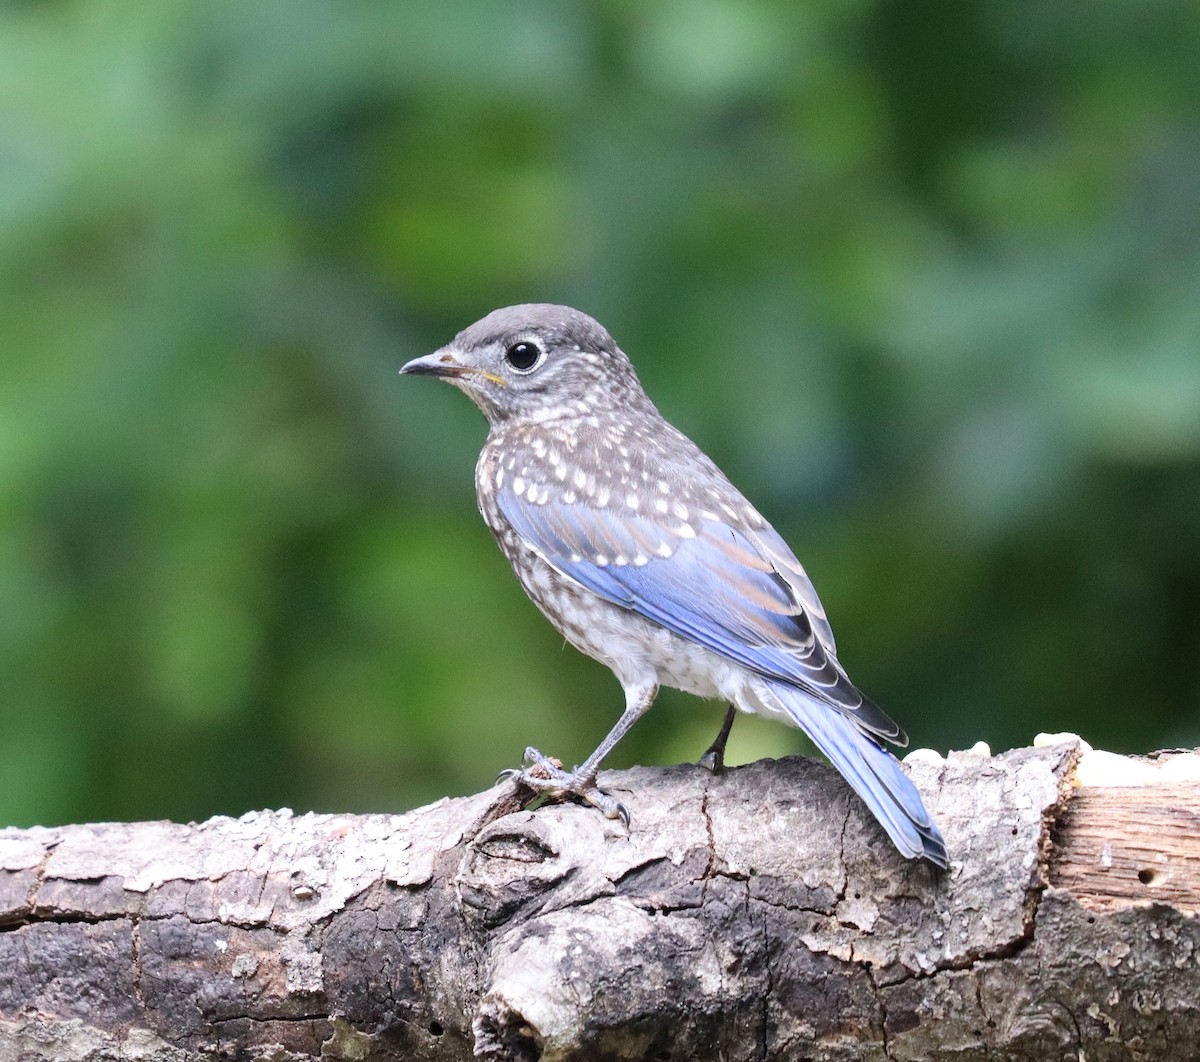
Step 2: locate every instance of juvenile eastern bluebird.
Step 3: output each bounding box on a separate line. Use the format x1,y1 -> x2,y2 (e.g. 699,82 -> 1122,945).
401,304 -> 948,867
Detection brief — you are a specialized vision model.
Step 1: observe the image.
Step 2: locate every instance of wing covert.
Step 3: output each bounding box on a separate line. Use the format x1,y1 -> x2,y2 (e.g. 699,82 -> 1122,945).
495,484 -> 904,742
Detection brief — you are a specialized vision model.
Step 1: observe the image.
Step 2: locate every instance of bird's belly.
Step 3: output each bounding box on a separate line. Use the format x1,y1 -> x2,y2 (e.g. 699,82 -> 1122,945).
500,530 -> 734,700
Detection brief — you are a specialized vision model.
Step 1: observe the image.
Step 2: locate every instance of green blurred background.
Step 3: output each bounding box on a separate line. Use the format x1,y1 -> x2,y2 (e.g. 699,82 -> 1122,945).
2,1 -> 1198,829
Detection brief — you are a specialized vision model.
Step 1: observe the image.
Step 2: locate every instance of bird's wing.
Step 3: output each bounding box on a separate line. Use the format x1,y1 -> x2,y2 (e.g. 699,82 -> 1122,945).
495,485 -> 905,744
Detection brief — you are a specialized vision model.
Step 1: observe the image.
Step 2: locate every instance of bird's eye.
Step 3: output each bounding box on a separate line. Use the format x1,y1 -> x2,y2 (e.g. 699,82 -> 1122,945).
505,341 -> 543,373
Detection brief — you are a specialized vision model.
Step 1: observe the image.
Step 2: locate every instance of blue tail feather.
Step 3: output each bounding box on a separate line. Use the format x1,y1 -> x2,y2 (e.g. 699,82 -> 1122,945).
764,680 -> 948,868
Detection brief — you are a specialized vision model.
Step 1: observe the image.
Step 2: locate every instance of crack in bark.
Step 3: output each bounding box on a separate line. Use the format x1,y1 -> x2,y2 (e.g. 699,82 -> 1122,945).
2,907 -> 131,931
132,917 -> 146,1012
876,976 -> 894,1060
700,778 -> 717,883
28,841 -> 56,911
1054,998 -> 1085,1060
0,903 -> 316,939
208,1013 -> 333,1026
836,795 -> 852,903
756,897 -> 771,1062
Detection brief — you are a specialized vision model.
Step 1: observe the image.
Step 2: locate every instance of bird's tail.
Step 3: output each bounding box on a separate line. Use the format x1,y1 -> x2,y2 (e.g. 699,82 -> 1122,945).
757,679 -> 948,868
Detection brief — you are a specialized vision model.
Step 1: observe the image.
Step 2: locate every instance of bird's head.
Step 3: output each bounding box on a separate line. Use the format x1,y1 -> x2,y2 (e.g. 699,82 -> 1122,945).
400,304 -> 651,427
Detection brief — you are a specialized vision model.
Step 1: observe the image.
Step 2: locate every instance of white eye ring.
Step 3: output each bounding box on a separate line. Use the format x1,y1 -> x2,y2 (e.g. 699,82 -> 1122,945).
505,341 -> 544,373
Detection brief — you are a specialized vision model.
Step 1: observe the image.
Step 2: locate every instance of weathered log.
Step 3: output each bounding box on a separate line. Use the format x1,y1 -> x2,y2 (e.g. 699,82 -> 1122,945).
1,735 -> 1198,1061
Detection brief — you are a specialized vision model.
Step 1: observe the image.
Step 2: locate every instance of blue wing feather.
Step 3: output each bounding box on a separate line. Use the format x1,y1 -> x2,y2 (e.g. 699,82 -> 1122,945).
496,488 -> 903,741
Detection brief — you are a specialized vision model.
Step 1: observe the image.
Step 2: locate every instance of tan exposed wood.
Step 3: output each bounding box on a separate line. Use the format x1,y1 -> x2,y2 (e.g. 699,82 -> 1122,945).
1051,780 -> 1200,913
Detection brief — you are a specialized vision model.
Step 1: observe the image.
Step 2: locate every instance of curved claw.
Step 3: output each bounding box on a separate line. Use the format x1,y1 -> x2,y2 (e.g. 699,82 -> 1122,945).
614,801 -> 631,830
576,784 -> 631,828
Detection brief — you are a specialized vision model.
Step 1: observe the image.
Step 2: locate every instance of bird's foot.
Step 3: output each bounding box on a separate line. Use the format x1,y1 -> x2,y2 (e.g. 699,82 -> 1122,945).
696,747 -> 723,772
697,704 -> 737,773
498,746 -> 630,827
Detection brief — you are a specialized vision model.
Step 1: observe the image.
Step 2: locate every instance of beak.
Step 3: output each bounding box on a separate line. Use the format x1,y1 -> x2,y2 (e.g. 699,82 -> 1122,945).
399,348 -> 458,378
399,348 -> 507,387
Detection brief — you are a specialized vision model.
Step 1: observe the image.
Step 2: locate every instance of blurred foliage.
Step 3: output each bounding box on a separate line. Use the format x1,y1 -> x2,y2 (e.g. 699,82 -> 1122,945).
1,0 -> 1198,828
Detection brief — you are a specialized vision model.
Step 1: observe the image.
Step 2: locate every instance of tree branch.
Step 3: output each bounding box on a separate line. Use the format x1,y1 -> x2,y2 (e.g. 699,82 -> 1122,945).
2,736 -> 1198,1060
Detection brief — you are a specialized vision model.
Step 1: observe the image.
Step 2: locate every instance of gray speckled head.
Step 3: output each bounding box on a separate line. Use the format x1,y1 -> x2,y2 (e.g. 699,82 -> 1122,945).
454,304 -> 617,356
400,304 -> 656,427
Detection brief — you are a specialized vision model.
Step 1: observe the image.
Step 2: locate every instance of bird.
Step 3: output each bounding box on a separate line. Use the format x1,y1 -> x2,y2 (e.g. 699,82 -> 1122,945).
400,304 -> 948,868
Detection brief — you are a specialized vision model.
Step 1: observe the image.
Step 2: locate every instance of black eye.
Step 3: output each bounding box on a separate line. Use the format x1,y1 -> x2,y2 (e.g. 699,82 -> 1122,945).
505,341 -> 542,372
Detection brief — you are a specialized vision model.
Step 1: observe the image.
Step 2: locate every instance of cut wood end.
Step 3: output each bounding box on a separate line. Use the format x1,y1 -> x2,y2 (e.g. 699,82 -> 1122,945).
1050,741 -> 1200,914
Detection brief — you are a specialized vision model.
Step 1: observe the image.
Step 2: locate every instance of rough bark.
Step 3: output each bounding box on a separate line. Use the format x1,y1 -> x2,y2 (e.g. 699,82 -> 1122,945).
1,736 -> 1198,1062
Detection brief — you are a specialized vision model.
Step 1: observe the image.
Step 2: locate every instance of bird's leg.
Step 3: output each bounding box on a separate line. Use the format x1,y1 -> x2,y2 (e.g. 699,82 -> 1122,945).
697,704 -> 737,772
499,682 -> 658,826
